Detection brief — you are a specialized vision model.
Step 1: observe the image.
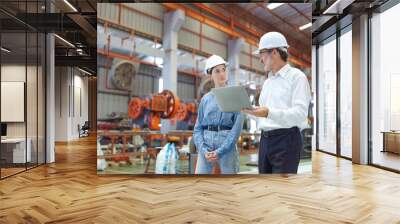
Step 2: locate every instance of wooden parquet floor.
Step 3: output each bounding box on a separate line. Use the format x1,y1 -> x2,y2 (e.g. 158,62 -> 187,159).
1,136 -> 400,224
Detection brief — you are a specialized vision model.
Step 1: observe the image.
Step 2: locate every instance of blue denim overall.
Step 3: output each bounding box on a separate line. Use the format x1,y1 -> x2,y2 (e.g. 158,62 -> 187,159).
193,92 -> 243,174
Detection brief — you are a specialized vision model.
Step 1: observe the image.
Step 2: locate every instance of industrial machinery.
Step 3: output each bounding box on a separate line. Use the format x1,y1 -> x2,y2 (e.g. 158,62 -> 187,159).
175,102 -> 197,130
176,102 -> 197,121
97,112 -> 131,131
128,89 -> 181,130
109,61 -> 137,90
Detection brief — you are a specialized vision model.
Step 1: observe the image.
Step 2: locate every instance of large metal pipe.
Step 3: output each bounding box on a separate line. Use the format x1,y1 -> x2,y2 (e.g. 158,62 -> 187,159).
162,3 -> 310,68
162,3 -> 258,45
100,4 -> 310,68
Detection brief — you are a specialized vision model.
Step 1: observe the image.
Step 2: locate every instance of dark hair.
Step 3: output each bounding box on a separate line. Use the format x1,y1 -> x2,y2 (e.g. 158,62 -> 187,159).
276,47 -> 289,62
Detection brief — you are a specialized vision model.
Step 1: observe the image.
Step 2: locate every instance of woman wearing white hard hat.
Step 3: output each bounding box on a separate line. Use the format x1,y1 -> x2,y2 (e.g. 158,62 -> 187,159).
242,32 -> 311,174
193,55 -> 244,174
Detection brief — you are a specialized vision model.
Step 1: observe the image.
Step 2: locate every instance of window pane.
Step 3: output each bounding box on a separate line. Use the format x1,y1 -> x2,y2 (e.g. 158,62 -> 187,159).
371,3 -> 400,171
1,30 -> 27,177
27,31 -> 38,169
340,29 -> 352,158
318,37 -> 337,154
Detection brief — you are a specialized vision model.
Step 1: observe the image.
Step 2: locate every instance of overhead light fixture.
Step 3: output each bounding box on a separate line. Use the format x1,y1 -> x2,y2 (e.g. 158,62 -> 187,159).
299,22 -> 312,31
323,0 -> 341,14
1,47 -> 11,53
78,67 -> 92,76
267,3 -> 284,10
63,0 -> 78,12
322,0 -> 354,15
54,34 -> 75,48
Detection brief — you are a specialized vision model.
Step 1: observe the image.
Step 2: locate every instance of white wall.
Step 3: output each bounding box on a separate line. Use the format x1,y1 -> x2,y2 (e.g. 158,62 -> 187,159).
72,74 -> 89,138
1,65 -> 26,140
55,67 -> 68,141
55,67 -> 89,141
1,65 -> 30,137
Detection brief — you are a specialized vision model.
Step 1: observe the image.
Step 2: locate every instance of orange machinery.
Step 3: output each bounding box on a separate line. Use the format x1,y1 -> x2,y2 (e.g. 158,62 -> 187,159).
128,89 -> 197,130
175,101 -> 197,125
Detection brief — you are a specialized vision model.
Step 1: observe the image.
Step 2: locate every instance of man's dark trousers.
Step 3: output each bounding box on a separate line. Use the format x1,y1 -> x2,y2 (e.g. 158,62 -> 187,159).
259,127 -> 302,174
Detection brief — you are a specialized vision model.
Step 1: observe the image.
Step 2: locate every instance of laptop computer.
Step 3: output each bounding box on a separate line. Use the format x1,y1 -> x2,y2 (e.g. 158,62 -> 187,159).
211,86 -> 252,112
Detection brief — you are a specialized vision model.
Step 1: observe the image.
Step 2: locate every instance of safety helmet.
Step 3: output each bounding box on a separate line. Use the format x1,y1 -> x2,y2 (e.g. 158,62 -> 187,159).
253,32 -> 289,55
204,55 -> 228,75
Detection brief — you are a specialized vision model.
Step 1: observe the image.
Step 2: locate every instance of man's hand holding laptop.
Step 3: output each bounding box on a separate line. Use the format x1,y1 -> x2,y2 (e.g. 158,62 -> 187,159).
241,106 -> 269,117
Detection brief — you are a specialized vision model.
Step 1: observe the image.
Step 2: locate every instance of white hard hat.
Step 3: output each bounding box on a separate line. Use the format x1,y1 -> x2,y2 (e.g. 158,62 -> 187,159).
204,55 -> 228,75
253,32 -> 289,55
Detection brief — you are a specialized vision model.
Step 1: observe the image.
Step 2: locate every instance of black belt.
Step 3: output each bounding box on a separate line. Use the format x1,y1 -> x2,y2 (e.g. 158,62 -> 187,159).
203,125 -> 232,132
261,127 -> 299,138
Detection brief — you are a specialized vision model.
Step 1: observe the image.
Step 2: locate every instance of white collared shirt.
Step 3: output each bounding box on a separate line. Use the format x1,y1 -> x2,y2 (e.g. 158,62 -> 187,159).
255,64 -> 311,131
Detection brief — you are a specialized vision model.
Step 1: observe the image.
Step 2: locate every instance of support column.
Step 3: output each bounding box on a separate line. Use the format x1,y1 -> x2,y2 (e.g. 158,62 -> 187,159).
46,30 -> 55,163
45,0 -> 55,163
312,45 -> 317,151
352,14 -> 369,165
88,76 -> 97,132
227,38 -> 244,85
161,9 -> 185,134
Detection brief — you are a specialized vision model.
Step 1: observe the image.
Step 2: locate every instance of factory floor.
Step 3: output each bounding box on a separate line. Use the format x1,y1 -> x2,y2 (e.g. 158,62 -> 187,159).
0,136 -> 400,223
98,152 -> 312,175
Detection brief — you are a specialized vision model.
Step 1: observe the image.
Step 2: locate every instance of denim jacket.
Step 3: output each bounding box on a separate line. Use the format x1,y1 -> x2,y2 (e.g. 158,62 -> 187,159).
193,91 -> 244,158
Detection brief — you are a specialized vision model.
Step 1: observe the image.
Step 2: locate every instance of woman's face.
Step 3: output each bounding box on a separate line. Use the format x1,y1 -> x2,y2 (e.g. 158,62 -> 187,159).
210,64 -> 227,87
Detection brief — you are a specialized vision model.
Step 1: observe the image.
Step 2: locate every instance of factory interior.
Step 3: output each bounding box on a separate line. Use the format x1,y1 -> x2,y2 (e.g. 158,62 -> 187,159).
96,3 -> 312,175
1,0 -> 400,223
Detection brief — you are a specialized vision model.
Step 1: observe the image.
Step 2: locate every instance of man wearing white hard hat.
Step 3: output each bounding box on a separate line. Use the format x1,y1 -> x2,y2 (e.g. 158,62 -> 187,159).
242,32 -> 311,174
193,55 -> 244,174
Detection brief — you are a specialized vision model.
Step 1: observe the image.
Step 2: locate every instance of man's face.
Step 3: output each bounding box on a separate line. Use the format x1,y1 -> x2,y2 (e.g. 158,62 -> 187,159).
259,49 -> 274,73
